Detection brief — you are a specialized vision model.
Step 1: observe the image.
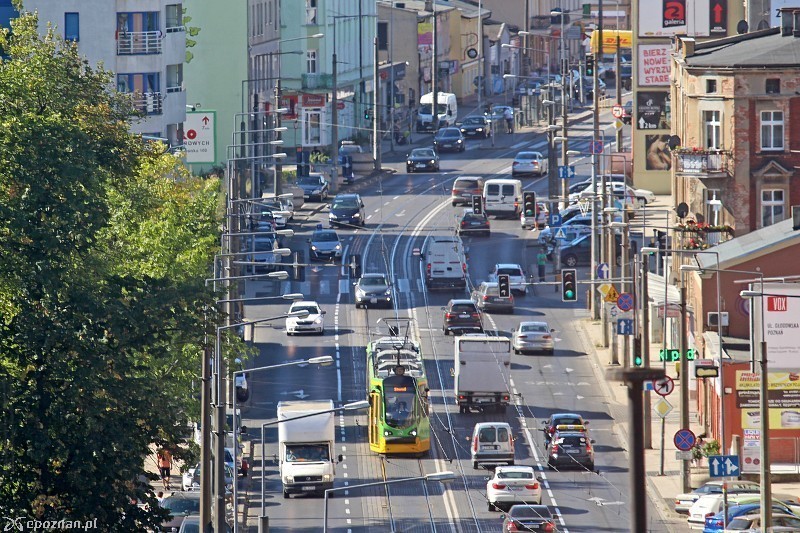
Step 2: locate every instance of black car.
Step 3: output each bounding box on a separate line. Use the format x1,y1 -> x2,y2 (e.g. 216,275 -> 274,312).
459,116 -> 492,139
297,174 -> 329,201
328,193 -> 365,227
457,211 -> 490,237
442,299 -> 483,335
433,127 -> 465,153
406,148 -> 440,173
160,492 -> 201,532
502,504 -> 557,532
546,428 -> 595,470
560,234 -> 622,268
542,412 -> 587,445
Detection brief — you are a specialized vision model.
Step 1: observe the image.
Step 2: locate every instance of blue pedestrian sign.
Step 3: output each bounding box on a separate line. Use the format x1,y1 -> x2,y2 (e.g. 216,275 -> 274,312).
674,429 -> 696,452
709,455 -> 740,478
558,165 -> 576,179
554,228 -> 567,240
596,262 -> 610,279
549,213 -> 562,227
616,318 -> 633,336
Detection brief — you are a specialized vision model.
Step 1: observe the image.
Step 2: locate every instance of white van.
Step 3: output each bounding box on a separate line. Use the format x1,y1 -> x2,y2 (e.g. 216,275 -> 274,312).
418,92 -> 458,131
471,421 -> 515,469
421,235 -> 467,289
483,178 -> 522,219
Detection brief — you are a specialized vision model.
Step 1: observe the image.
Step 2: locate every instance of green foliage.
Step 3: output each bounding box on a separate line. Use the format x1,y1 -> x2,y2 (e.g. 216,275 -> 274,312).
182,8 -> 201,64
310,150 -> 331,164
0,12 -> 222,528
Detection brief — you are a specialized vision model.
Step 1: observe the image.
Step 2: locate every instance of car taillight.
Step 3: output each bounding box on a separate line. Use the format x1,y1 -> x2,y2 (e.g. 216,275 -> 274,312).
462,263 -> 467,273
473,436 -> 478,452
509,295 -> 514,302
712,519 -> 723,526
585,441 -> 592,452
471,313 -> 480,318
483,295 -> 489,301
512,161 -> 519,166
543,522 -> 555,532
525,483 -> 539,490
514,201 -> 519,208
491,483 -> 506,490
551,443 -> 559,453
542,335 -> 551,339
445,313 -> 456,319
461,221 -> 467,227
548,426 -> 555,435
426,264 -> 431,276
705,512 -> 716,518
507,522 -> 519,532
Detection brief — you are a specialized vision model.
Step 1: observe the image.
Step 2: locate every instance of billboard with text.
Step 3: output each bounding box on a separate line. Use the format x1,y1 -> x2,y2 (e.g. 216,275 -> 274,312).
639,0 -> 710,37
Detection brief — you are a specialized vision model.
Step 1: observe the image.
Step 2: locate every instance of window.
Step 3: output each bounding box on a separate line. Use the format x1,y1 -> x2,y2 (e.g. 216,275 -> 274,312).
760,110 -> 784,151
306,50 -> 317,74
302,109 -> 322,145
165,4 -> 183,30
166,64 -> 183,92
703,110 -> 721,150
704,188 -> 721,226
705,79 -> 717,93
766,78 -> 780,94
64,12 -> 79,42
761,189 -> 785,227
377,21 -> 388,51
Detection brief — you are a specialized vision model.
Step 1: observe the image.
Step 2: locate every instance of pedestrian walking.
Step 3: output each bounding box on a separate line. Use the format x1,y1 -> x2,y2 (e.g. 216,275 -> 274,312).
503,107 -> 514,134
157,447 -> 173,490
537,248 -> 548,282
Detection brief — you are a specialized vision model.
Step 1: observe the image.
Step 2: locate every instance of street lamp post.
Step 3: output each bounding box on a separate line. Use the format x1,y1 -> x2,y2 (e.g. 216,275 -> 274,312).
551,7 -> 577,211
229,355 -> 336,532
258,399 -> 369,523
322,471 -> 457,532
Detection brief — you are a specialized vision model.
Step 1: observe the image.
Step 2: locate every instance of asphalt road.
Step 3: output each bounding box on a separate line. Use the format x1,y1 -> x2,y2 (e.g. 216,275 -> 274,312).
235,113 -> 673,532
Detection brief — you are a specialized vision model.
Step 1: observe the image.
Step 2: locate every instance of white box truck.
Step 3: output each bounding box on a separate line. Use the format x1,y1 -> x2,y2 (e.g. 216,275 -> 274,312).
454,335 -> 512,414
417,92 -> 458,131
277,400 -> 341,498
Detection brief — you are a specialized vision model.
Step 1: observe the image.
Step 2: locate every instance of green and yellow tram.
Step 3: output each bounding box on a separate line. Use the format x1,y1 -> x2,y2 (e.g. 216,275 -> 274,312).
366,320 -> 430,455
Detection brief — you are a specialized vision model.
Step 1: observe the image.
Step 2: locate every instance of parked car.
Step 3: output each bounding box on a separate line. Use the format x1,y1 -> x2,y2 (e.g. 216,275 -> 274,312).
489,263 -> 527,295
328,193 -> 365,227
406,147 -> 440,173
457,210 -> 491,237
673,480 -> 760,514
471,281 -> 514,314
182,462 -> 234,492
297,174 -> 329,201
159,492 -> 201,532
433,127 -> 466,152
285,300 -> 325,336
701,500 -> 800,532
501,504 -> 557,533
487,466 -> 543,512
354,273 -> 392,309
459,115 -> 492,138
560,234 -> 622,268
451,176 -> 485,206
512,151 -> 548,177
512,321 -> 555,355
725,512 -> 800,530
308,227 -> 342,262
442,299 -> 483,335
178,515 -> 232,533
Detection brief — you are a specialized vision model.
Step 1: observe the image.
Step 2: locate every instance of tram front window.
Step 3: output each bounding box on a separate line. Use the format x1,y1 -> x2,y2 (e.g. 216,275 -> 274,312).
285,444 -> 330,462
385,391 -> 416,428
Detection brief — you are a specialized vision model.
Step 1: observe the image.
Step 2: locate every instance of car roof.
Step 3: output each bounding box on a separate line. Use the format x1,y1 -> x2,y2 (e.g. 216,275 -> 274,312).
312,229 -> 339,237
449,299 -> 476,305
480,281 -> 499,288
360,273 -> 387,279
495,263 -> 523,269
291,300 -> 320,307
454,176 -> 481,182
334,193 -> 359,199
519,321 -> 549,328
551,412 -> 583,419
495,465 -> 535,474
515,151 -> 542,158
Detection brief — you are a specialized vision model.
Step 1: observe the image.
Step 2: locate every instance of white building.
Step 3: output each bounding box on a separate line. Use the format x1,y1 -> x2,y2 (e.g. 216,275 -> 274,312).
24,0 -> 187,147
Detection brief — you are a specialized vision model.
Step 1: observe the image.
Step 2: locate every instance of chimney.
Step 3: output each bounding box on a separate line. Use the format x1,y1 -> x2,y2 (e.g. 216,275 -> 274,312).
424,0 -> 433,12
781,7 -> 794,36
794,10 -> 800,37
682,38 -> 695,57
793,205 -> 800,230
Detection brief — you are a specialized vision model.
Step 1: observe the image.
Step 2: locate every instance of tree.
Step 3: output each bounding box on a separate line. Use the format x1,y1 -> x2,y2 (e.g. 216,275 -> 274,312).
0,12 -> 222,528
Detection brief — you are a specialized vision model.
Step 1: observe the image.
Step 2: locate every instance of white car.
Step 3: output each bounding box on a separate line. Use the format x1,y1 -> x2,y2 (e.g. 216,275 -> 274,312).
285,301 -> 325,335
512,321 -> 555,355
486,465 -> 542,511
489,263 -> 527,295
511,151 -> 547,177
674,479 -> 759,514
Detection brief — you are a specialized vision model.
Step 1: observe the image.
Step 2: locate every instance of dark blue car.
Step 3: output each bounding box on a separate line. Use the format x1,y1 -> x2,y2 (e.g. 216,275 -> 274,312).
703,502 -> 797,532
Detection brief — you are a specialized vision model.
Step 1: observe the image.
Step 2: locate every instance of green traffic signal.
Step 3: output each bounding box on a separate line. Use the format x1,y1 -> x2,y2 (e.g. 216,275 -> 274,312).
561,269 -> 577,302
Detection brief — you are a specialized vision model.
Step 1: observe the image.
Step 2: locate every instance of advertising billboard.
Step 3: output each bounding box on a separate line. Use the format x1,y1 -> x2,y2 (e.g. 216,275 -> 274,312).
638,44 -> 671,87
184,111 -> 216,164
737,371 -> 800,429
638,0 -> 710,37
751,282 -> 800,370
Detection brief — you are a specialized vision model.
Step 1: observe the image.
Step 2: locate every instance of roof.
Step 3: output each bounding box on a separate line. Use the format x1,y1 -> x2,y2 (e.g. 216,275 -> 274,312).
376,0 -> 458,16
683,27 -> 800,68
696,217 -> 800,270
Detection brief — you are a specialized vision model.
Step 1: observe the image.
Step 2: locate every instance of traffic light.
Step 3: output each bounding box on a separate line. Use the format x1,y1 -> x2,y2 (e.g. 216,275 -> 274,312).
523,191 -> 536,218
585,54 -> 594,77
655,230 -> 667,250
633,336 -> 643,367
471,194 -> 483,215
364,108 -> 371,121
561,269 -> 577,302
498,274 -> 511,298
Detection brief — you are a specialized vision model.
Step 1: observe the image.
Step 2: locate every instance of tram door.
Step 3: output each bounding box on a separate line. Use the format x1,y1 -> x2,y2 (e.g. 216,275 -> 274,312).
369,392 -> 381,447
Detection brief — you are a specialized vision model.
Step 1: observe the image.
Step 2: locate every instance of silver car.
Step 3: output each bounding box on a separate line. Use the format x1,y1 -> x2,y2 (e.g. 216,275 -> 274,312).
354,273 -> 392,308
512,321 -> 555,355
308,228 -> 342,261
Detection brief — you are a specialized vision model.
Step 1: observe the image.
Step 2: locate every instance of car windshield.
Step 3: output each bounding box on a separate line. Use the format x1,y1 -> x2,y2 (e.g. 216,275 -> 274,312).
285,443 -> 330,462
162,496 -> 200,516
498,471 -> 533,480
291,305 -> 320,315
554,417 -> 581,425
511,506 -> 552,519
332,197 -> 359,209
360,276 -> 387,287
454,179 -> 478,188
463,117 -> 484,125
521,324 -> 548,333
463,213 -> 484,222
253,239 -> 275,252
450,303 -> 476,313
313,231 -> 338,242
411,149 -> 436,158
516,152 -> 537,160
437,129 -> 460,139
298,176 -> 322,186
497,267 -> 522,276
482,285 -> 500,296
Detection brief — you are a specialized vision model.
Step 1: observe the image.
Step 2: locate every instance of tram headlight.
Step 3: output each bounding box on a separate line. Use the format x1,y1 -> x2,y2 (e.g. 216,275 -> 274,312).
410,430 -> 418,437
383,430 -> 391,437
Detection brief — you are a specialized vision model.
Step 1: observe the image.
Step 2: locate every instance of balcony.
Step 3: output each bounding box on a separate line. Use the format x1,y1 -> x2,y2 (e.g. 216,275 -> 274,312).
673,149 -> 732,178
674,222 -> 734,249
302,73 -> 333,90
529,16 -> 552,30
131,92 -> 163,115
117,31 -> 163,55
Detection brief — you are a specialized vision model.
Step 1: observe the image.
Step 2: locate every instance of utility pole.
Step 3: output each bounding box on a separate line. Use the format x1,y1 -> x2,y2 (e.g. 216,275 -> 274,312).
274,79 -> 283,196
759,337 -> 772,529
559,12 -> 569,213
331,19 -> 339,193
199,344 -> 211,532
431,3 -> 438,132
591,0 -> 603,321
615,33 -> 622,151
680,282 -> 691,493
642,252 -> 653,449
373,36 -> 381,171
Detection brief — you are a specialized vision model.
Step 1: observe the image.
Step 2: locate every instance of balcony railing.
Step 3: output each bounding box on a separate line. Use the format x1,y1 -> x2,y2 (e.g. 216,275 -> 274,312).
130,92 -> 163,115
117,30 -> 163,55
302,73 -> 333,90
529,16 -> 552,30
673,149 -> 732,176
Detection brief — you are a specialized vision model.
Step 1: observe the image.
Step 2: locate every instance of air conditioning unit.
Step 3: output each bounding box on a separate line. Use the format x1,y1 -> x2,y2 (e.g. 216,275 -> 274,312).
707,312 -> 729,327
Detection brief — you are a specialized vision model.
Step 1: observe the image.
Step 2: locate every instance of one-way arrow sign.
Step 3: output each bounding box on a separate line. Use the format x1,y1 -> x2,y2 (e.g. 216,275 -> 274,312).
709,454 -> 739,477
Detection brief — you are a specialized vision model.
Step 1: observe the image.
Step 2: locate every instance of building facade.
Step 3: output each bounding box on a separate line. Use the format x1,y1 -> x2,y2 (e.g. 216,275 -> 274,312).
25,0 -> 187,148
